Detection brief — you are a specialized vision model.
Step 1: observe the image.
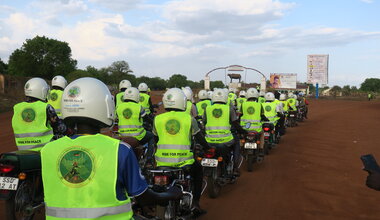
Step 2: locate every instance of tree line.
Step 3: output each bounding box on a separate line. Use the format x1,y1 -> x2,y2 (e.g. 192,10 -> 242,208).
0,36 -> 224,90
0,35 -> 379,92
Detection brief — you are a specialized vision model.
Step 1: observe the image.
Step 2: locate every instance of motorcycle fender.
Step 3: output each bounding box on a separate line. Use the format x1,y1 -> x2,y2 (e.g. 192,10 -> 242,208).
203,167 -> 215,177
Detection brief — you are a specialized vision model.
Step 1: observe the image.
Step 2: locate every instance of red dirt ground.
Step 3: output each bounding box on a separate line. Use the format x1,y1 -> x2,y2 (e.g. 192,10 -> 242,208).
1,99 -> 380,219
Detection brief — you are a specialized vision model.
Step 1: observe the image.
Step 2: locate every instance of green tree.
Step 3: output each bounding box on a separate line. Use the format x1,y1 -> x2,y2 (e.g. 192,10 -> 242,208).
66,69 -> 94,82
149,77 -> 167,90
330,85 -> 342,97
360,78 -> 380,92
105,61 -> 135,86
167,74 -> 187,88
8,36 -> 77,78
342,85 -> 351,96
0,58 -> 7,74
210,80 -> 225,89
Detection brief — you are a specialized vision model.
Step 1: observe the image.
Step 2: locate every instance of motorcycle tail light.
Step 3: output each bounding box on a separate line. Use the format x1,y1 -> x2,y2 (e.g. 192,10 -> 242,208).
218,157 -> 223,162
18,172 -> 27,180
205,148 -> 216,158
0,164 -> 14,173
256,141 -> 261,145
154,175 -> 168,186
263,127 -> 270,132
240,139 -> 245,145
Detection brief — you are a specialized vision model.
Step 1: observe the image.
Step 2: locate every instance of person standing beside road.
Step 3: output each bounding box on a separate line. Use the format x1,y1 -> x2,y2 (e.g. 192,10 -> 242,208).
41,77 -> 180,220
153,88 -> 209,216
47,75 -> 67,118
368,93 -> 372,101
12,78 -> 70,151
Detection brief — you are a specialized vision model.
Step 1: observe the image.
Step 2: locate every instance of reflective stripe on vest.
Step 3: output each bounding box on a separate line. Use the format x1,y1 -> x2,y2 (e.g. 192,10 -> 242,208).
12,101 -> 53,151
48,89 -> 63,117
41,134 -> 133,220
240,119 -> 261,123
205,104 -> 233,143
46,203 -> 132,219
117,102 -> 146,141
154,111 -> 194,167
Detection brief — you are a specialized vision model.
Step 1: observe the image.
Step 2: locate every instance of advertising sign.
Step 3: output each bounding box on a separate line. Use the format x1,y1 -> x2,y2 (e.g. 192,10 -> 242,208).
307,54 -> 329,85
269,73 -> 297,89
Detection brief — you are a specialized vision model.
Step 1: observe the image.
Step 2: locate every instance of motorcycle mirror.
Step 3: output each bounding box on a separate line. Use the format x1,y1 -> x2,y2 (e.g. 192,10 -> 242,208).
245,122 -> 251,129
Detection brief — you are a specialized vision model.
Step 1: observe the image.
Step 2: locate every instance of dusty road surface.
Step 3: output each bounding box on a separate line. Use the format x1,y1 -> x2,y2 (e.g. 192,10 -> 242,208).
1,99 -> 380,220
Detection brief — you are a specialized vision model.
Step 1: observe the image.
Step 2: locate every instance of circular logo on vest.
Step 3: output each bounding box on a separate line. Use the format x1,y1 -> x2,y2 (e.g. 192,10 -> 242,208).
165,119 -> 181,135
59,148 -> 94,186
123,108 -> 133,119
201,103 -> 207,110
265,105 -> 272,112
247,106 -> 255,115
260,99 -> 265,103
228,93 -> 233,98
239,99 -> 244,104
212,108 -> 223,118
59,147 -> 94,186
50,92 -> 58,101
140,96 -> 145,102
289,99 -> 293,104
68,86 -> 80,98
21,108 -> 36,122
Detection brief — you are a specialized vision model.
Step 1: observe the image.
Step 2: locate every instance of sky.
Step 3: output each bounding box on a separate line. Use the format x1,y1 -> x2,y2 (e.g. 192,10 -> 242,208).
0,0 -> 379,87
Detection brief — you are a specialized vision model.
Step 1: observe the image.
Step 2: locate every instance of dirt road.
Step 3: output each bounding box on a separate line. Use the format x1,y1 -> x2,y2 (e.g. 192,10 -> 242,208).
1,99 -> 380,219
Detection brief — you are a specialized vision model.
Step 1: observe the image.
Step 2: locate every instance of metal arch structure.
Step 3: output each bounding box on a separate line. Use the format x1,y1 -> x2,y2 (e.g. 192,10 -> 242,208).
204,65 -> 267,90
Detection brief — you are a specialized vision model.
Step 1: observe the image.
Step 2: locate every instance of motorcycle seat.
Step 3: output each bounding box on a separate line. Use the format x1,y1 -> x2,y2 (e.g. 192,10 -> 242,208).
155,186 -> 183,202
0,150 -> 41,171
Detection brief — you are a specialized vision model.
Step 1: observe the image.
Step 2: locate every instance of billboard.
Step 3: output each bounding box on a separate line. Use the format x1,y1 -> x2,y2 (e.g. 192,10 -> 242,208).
269,73 -> 297,89
307,54 -> 329,85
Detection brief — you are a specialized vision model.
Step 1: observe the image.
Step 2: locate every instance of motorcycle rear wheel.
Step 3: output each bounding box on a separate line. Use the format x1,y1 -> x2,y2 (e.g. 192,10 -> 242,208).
207,166 -> 222,199
247,155 -> 254,172
5,181 -> 37,220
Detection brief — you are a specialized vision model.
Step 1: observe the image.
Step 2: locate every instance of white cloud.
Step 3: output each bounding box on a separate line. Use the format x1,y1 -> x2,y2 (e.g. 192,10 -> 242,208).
89,0 -> 144,11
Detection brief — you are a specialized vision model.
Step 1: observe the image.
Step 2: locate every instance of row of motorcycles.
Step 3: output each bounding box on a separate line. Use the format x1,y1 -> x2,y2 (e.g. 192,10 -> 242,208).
0,103 -> 308,220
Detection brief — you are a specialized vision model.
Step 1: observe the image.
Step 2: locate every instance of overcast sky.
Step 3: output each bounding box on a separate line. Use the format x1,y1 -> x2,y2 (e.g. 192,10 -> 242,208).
0,0 -> 379,87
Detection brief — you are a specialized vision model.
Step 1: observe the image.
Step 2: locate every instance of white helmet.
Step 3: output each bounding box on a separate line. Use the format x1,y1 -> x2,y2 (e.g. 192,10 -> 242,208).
207,91 -> 213,99
62,77 -> 114,127
24,78 -> 50,101
246,88 -> 259,99
212,88 -> 228,104
119,80 -> 132,90
279,94 -> 287,101
198,90 -> 208,100
182,87 -> 193,102
288,92 -> 294,98
163,88 -> 187,111
239,90 -> 246,97
223,88 -> 229,95
265,92 -> 275,101
138,83 -> 148,92
52,75 -> 67,89
123,87 -> 140,102
259,91 -> 265,97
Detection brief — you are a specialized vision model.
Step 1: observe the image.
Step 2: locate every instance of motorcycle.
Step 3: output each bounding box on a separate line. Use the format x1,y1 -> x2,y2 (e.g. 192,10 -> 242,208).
199,145 -> 239,198
0,150 -> 44,220
240,131 -> 263,172
262,122 -> 280,154
136,167 -> 193,220
287,110 -> 298,127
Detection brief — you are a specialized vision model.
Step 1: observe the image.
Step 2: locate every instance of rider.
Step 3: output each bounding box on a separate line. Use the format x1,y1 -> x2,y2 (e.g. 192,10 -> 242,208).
227,88 -> 237,107
116,79 -> 132,107
236,90 -> 247,113
297,92 -> 308,119
182,87 -> 198,118
41,77 -> 180,220
138,82 -> 154,116
196,90 -> 211,119
287,92 -> 297,112
279,93 -> 289,115
203,88 -> 246,176
262,92 -> 283,138
153,88 -> 209,216
258,91 -> 266,104
239,88 -> 268,158
116,87 -> 154,163
47,75 -> 67,118
12,78 -> 69,151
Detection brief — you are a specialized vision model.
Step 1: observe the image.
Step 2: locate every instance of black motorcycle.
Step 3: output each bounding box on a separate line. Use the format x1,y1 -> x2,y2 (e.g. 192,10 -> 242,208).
262,122 -> 280,154
241,130 -> 262,172
0,150 -> 44,220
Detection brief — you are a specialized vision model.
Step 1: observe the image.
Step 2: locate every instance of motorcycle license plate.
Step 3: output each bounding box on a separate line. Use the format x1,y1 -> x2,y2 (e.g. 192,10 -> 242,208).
264,132 -> 270,137
201,158 -> 218,167
290,114 -> 295,117
0,177 -> 19,191
244,143 -> 257,149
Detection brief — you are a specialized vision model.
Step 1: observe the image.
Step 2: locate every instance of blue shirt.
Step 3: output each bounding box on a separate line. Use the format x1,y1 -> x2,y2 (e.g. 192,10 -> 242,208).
71,135 -> 148,200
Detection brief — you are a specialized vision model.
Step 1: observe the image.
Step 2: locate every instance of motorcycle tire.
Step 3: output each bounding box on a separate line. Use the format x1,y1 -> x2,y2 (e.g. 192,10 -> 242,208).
207,167 -> 222,199
247,155 -> 254,172
5,181 -> 37,220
